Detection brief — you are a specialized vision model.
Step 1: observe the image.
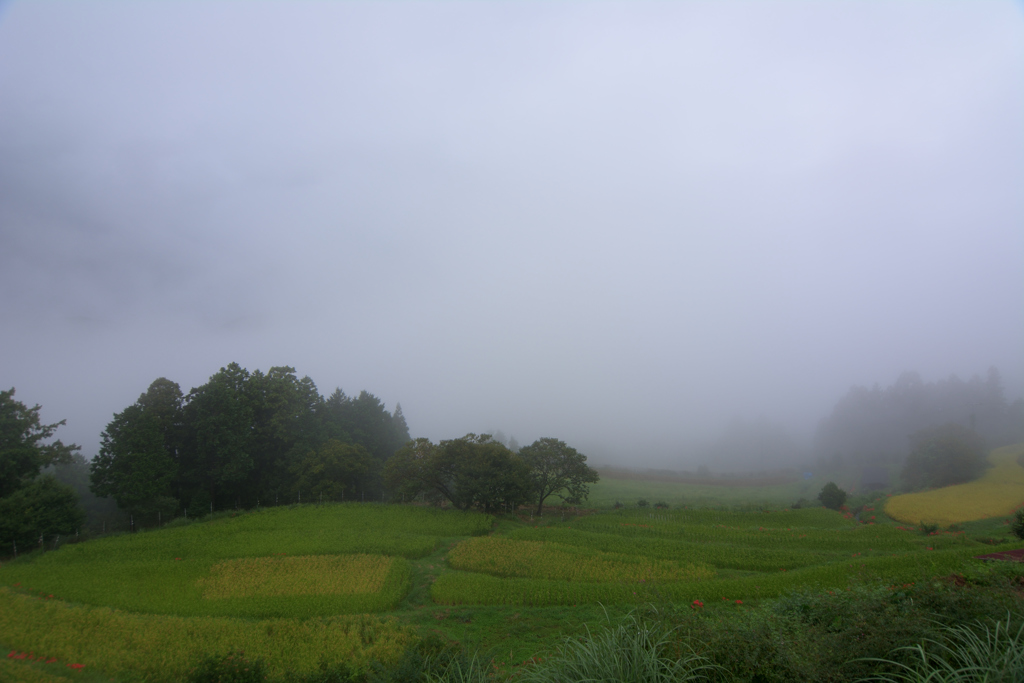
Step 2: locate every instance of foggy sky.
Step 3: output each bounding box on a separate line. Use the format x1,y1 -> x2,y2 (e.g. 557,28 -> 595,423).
1,1 -> 1022,468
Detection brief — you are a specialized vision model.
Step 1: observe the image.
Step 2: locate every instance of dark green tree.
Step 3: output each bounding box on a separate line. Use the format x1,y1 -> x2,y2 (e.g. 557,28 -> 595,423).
384,434 -> 530,512
90,408 -> 177,523
350,391 -> 396,461
179,363 -> 255,510
518,437 -> 599,515
435,434 -> 531,513
1,388 -> 79,498
389,403 -> 411,455
246,367 -> 322,503
383,437 -> 437,502
817,482 -> 847,511
901,423 -> 987,491
0,475 -> 86,550
90,378 -> 182,523
0,388 -> 84,549
290,439 -> 377,502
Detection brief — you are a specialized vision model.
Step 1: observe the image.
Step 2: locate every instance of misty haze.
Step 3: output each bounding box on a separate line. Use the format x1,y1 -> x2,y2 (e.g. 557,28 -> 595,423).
1,1 -> 1021,473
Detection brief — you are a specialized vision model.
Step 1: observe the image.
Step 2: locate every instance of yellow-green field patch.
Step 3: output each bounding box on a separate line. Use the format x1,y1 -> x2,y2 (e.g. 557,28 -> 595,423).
0,587 -> 414,682
448,536 -> 714,583
199,554 -> 393,598
885,443 -> 1024,526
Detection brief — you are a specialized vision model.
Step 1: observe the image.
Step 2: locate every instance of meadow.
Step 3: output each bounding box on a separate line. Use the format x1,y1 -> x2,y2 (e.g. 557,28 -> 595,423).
2,453 -> 1024,682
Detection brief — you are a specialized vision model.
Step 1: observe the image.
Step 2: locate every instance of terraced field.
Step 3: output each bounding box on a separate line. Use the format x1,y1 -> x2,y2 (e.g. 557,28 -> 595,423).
433,506 -> 984,607
2,475 -> 1022,681
885,443 -> 1024,526
0,503 -> 492,618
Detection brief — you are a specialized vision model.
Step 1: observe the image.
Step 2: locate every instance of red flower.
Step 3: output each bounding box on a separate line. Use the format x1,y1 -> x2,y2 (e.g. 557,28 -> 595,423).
67,663 -> 85,670
735,600 -> 743,604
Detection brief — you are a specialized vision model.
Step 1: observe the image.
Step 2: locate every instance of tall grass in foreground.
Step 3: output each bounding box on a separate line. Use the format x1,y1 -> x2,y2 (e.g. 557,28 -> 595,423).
516,608 -> 720,683
861,614 -> 1024,683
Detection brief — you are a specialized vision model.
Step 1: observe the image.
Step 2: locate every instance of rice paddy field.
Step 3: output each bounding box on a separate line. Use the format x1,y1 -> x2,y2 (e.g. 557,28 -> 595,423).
2,451 -> 1024,682
885,443 -> 1024,526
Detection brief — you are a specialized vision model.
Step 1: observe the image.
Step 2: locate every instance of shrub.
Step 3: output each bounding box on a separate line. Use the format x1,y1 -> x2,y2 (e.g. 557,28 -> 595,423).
613,501 -> 623,510
817,482 -> 847,511
187,651 -> 268,683
1011,509 -> 1024,541
654,501 -> 669,509
517,609 -> 719,683
286,662 -> 362,683
637,499 -> 649,508
861,614 -> 1024,682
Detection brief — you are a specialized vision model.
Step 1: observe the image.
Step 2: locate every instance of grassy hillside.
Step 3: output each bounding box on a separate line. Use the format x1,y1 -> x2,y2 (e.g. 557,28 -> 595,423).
2,490 -> 1022,681
885,443 -> 1024,526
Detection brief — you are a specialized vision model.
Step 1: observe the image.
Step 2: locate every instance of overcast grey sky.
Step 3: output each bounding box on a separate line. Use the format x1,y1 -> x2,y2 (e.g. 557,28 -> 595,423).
1,1 -> 1022,467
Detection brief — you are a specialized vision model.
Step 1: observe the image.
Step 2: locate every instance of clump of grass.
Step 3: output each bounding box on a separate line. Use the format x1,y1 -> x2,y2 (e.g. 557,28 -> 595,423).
187,651 -> 268,683
517,607 -> 720,683
859,613 -> 1024,682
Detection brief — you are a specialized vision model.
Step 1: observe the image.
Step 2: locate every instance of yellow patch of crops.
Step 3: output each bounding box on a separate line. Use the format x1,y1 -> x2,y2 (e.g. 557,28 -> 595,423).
448,537 -> 714,583
885,443 -> 1024,526
0,587 -> 413,682
197,554 -> 392,599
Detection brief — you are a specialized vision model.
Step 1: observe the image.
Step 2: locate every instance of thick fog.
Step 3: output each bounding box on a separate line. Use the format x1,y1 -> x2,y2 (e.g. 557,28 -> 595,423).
1,2 -> 1022,469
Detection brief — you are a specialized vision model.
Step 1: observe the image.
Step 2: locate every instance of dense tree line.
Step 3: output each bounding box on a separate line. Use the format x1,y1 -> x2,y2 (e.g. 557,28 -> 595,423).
89,364 -> 410,524
813,367 -> 1023,468
88,363 -> 599,523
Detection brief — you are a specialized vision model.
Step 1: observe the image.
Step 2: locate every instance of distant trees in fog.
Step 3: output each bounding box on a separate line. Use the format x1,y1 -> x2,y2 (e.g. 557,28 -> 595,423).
89,363 -> 410,525
814,367 -> 1023,468
900,422 -> 987,491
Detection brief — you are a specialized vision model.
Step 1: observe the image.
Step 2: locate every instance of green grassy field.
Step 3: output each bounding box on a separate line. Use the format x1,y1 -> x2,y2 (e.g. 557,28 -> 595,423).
1,483 -> 1022,681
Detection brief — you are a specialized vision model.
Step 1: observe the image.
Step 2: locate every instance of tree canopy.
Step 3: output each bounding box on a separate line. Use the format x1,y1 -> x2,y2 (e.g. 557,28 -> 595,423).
384,434 -> 532,512
518,437 -> 599,514
90,364 -> 410,519
0,388 -> 85,549
1,388 -> 80,498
